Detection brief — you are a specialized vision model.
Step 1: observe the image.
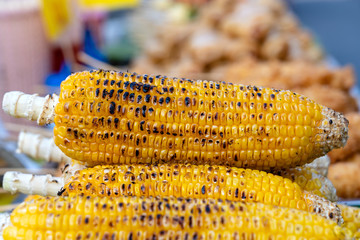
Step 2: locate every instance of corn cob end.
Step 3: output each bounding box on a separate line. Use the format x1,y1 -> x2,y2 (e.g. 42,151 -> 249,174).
3,171 -> 62,196
2,91 -> 58,125
17,131 -> 71,163
318,107 -> 349,154
303,191 -> 343,224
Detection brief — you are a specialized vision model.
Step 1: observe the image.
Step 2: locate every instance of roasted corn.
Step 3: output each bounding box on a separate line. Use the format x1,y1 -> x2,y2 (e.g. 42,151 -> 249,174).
3,164 -> 342,223
3,196 -> 352,240
2,70 -> 349,170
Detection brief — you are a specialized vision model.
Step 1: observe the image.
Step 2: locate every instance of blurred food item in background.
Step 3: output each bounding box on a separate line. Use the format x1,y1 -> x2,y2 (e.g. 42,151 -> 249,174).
328,154 -> 360,199
328,113 -> 360,163
224,59 -> 357,113
225,59 -> 355,91
79,0 -> 139,10
0,0 -> 51,123
40,0 -> 83,74
132,0 -> 325,77
41,0 -> 71,41
294,85 -> 358,114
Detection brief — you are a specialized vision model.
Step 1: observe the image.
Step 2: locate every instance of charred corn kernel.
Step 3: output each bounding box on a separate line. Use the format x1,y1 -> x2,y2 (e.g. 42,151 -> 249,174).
3,196 -> 351,240
50,70 -> 348,169
59,164 -> 342,223
273,166 -> 338,202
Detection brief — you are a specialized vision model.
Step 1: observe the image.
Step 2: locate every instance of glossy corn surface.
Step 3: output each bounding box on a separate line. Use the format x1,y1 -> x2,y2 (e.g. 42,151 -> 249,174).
53,70 -> 348,169
3,196 -> 349,240
339,204 -> 360,238
59,164 -> 341,223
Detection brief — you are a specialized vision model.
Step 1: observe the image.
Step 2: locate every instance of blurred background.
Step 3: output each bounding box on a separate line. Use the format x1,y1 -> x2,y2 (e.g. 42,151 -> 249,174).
0,0 -> 360,205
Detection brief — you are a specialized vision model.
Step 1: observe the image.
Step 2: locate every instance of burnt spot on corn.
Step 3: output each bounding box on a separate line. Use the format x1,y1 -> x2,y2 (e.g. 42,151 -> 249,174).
137,95 -> 142,104
109,102 -> 116,114
129,93 -> 135,103
185,97 -> 191,107
159,97 -> 164,105
123,92 -> 129,101
166,97 -> 171,104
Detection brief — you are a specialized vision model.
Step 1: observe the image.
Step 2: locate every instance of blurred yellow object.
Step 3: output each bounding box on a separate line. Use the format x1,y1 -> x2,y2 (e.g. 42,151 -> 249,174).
40,0 -> 71,40
79,0 -> 139,10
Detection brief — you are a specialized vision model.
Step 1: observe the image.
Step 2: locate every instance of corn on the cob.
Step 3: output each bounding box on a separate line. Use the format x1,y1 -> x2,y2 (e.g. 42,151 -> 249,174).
2,70 -> 348,169
2,163 -> 342,223
3,195 -> 353,240
17,131 -> 333,178
273,166 -> 337,201
61,164 -> 342,222
339,204 -> 360,238
17,131 -> 71,163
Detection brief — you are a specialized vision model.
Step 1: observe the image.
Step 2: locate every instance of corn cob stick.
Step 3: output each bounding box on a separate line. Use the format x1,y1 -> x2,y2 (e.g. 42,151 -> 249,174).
2,91 -> 58,125
3,196 -> 354,240
17,131 -> 71,163
2,172 -> 62,196
2,70 -> 349,169
2,160 -> 86,197
2,163 -> 343,223
339,204 -> 360,238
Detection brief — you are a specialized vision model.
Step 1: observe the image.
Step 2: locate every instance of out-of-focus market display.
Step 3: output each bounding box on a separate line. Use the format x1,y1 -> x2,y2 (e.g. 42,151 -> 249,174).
0,0 -> 360,239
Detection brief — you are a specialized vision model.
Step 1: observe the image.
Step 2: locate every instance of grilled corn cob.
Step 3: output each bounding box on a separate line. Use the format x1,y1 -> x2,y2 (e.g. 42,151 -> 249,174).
2,70 -> 349,169
2,163 -> 342,223
339,204 -> 360,238
16,130 -> 333,179
3,196 -> 353,240
61,164 -> 342,222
